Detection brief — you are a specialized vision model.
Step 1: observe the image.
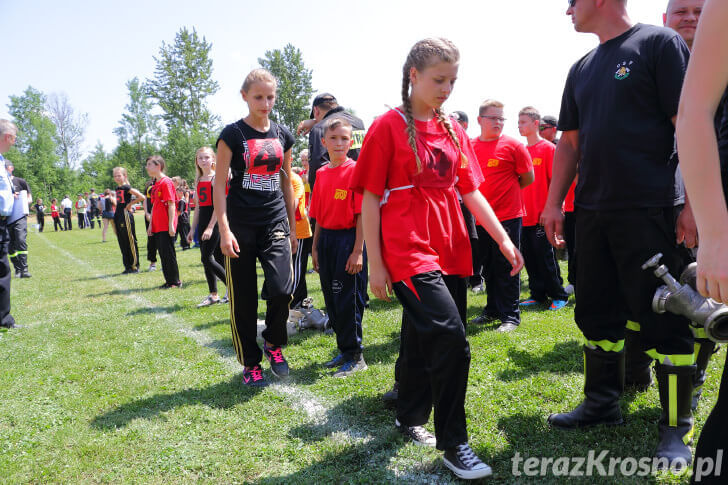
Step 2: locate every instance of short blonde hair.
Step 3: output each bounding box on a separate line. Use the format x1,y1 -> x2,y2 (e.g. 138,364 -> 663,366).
479,99 -> 504,116
518,106 -> 540,122
241,68 -> 277,93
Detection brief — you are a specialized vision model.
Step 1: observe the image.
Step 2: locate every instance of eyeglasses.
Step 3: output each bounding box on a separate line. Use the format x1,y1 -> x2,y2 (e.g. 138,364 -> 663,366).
539,125 -> 555,131
480,116 -> 506,123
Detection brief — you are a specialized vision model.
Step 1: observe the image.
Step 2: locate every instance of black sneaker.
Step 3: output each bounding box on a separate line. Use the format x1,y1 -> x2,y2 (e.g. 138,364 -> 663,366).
263,343 -> 289,378
242,365 -> 268,387
469,314 -> 498,325
395,418 -> 436,447
443,443 -> 492,480
333,355 -> 367,378
20,272 -> 31,278
324,353 -> 346,368
382,381 -> 399,408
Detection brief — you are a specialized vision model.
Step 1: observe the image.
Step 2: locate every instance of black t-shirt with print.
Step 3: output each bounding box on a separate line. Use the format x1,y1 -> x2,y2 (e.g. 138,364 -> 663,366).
115,184 -> 133,218
559,24 -> 689,210
217,119 -> 295,226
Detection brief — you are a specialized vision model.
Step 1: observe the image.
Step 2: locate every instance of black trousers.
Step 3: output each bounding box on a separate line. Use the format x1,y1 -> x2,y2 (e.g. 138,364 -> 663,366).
574,208 -> 693,355
155,231 -> 180,285
0,219 -> 15,328
226,219 -> 293,368
564,210 -> 576,287
114,212 -> 139,272
521,224 -> 568,301
8,217 -> 28,274
177,215 -> 190,249
476,217 -> 522,325
144,217 -> 157,263
393,271 -> 470,450
36,215 -> 44,232
691,356 -> 728,484
291,236 -> 312,308
200,225 -> 225,293
77,213 -> 86,229
63,209 -> 72,230
317,228 -> 368,359
53,216 -> 62,231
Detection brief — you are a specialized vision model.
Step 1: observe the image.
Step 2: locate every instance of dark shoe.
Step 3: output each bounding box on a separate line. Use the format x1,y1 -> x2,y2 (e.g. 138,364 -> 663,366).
1,322 -> 23,329
324,353 -> 346,368
333,355 -> 367,378
196,295 -> 220,308
692,338 -> 718,411
395,418 -> 436,447
548,346 -> 624,429
14,271 -> 21,278
443,443 -> 493,479
263,343 -> 289,378
624,328 -> 653,392
469,314 -> 497,325
496,322 -> 518,333
20,272 -> 31,278
382,381 -> 399,408
242,365 -> 268,387
654,362 -> 696,470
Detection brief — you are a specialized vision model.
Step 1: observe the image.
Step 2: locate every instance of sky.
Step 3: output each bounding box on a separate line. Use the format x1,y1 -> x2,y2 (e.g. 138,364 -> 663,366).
0,0 -> 668,161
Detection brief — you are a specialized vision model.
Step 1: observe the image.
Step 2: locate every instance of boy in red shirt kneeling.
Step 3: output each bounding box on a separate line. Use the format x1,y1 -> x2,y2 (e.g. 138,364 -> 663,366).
310,117 -> 368,378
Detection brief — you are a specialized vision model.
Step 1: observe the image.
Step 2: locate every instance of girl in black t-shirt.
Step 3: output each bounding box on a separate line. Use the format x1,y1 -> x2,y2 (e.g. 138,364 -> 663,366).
101,189 -> 116,242
172,177 -> 191,250
215,68 -> 298,387
188,147 -> 227,308
112,167 -> 145,274
33,198 -> 45,232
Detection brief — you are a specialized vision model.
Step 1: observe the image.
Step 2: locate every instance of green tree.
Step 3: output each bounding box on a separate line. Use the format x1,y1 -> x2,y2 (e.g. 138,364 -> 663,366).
6,86 -> 64,200
46,92 -> 88,169
79,142 -> 114,191
258,43 -> 314,153
114,78 -> 160,165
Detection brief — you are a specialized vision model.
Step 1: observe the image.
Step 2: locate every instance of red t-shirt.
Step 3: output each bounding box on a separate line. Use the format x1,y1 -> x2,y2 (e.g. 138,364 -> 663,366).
522,140 -> 554,227
51,204 -> 59,218
352,109 -> 484,283
151,176 -> 177,234
309,159 -> 362,230
196,180 -> 213,207
472,134 -> 533,222
564,179 -> 577,212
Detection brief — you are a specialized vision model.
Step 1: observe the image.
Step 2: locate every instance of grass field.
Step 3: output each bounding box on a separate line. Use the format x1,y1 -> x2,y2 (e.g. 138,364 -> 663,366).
0,213 -> 723,484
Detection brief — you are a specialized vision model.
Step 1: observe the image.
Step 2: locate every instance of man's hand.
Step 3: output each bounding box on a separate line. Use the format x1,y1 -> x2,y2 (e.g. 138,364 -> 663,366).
676,205 -> 699,248
296,119 -> 316,136
540,204 -> 566,249
345,250 -> 363,275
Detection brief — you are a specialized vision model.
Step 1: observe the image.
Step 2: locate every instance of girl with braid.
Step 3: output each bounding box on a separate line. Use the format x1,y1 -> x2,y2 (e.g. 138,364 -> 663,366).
352,38 -> 523,480
188,147 -> 227,307
112,167 -> 144,274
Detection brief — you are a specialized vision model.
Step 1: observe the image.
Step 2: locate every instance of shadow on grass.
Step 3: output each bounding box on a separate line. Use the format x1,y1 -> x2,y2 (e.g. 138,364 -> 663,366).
192,318 -> 229,331
126,304 -> 185,316
90,375 -> 261,430
497,340 -> 583,381
366,297 -> 402,313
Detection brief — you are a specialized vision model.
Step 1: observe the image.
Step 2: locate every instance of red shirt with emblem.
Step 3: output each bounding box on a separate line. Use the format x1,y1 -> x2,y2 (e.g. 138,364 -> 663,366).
150,176 -> 177,233
472,134 -> 533,222
522,140 -> 554,226
563,179 -> 577,212
352,109 -> 484,283
309,159 -> 362,230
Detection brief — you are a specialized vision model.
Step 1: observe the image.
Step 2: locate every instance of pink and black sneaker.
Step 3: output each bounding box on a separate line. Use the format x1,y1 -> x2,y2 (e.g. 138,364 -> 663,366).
263,343 -> 290,378
242,365 -> 267,387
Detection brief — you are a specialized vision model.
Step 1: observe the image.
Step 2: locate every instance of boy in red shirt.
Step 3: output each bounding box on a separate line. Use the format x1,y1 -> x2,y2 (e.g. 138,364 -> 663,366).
470,99 -> 534,332
310,117 -> 367,377
518,107 -> 569,310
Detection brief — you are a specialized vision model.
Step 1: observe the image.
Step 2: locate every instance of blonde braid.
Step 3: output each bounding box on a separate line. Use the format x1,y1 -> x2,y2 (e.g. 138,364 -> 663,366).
402,64 -> 423,174
436,108 -> 468,168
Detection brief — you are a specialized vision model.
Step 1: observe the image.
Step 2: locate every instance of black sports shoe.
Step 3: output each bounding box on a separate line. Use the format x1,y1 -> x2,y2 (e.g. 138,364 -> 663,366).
20,272 -> 31,278
443,443 -> 492,480
333,355 -> 367,378
242,365 -> 268,387
382,381 -> 399,408
324,353 -> 346,368
469,314 -> 498,325
395,418 -> 436,447
263,343 -> 289,378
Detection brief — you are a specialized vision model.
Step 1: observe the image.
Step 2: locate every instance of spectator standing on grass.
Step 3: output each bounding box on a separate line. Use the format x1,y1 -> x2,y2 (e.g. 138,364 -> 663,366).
675,1 -> 728,481
143,177 -> 158,271
88,189 -> 100,229
290,166 -> 312,310
541,0 -> 697,468
74,194 -> 87,229
113,167 -> 143,274
33,198 -> 44,233
469,99 -> 534,332
146,156 -> 179,288
6,162 -> 31,278
172,177 -> 191,251
0,120 -> 19,329
100,189 -> 116,242
61,194 -> 72,230
50,198 -> 63,232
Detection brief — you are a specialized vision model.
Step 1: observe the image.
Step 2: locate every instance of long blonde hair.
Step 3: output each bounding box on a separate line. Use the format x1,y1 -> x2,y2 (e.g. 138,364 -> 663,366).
401,38 -> 466,173
194,146 -> 216,183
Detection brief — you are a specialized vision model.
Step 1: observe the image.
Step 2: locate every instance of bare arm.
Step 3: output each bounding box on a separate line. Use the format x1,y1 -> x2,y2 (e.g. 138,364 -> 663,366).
518,169 -> 535,189
166,200 -> 175,237
361,190 -> 392,300
280,149 -> 298,255
540,130 -> 580,248
127,188 -> 145,211
214,140 -> 239,258
677,0 -> 728,302
345,214 -> 365,274
311,221 -> 321,273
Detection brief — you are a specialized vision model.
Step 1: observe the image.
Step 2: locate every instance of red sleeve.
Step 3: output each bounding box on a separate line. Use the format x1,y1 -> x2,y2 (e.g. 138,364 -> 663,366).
513,140 -> 533,175
351,117 -> 390,196
162,179 -> 175,203
454,124 -> 484,195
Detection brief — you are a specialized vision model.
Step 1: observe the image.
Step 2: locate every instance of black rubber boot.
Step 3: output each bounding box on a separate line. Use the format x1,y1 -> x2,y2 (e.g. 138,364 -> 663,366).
655,362 -> 696,470
692,338 -> 719,411
548,345 -> 624,428
624,327 -> 654,391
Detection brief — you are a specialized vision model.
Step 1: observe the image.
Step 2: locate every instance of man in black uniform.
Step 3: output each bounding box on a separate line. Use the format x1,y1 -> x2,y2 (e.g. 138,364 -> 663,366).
298,93 -> 366,190
541,0 -> 696,468
0,120 -> 19,329
6,162 -> 31,278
